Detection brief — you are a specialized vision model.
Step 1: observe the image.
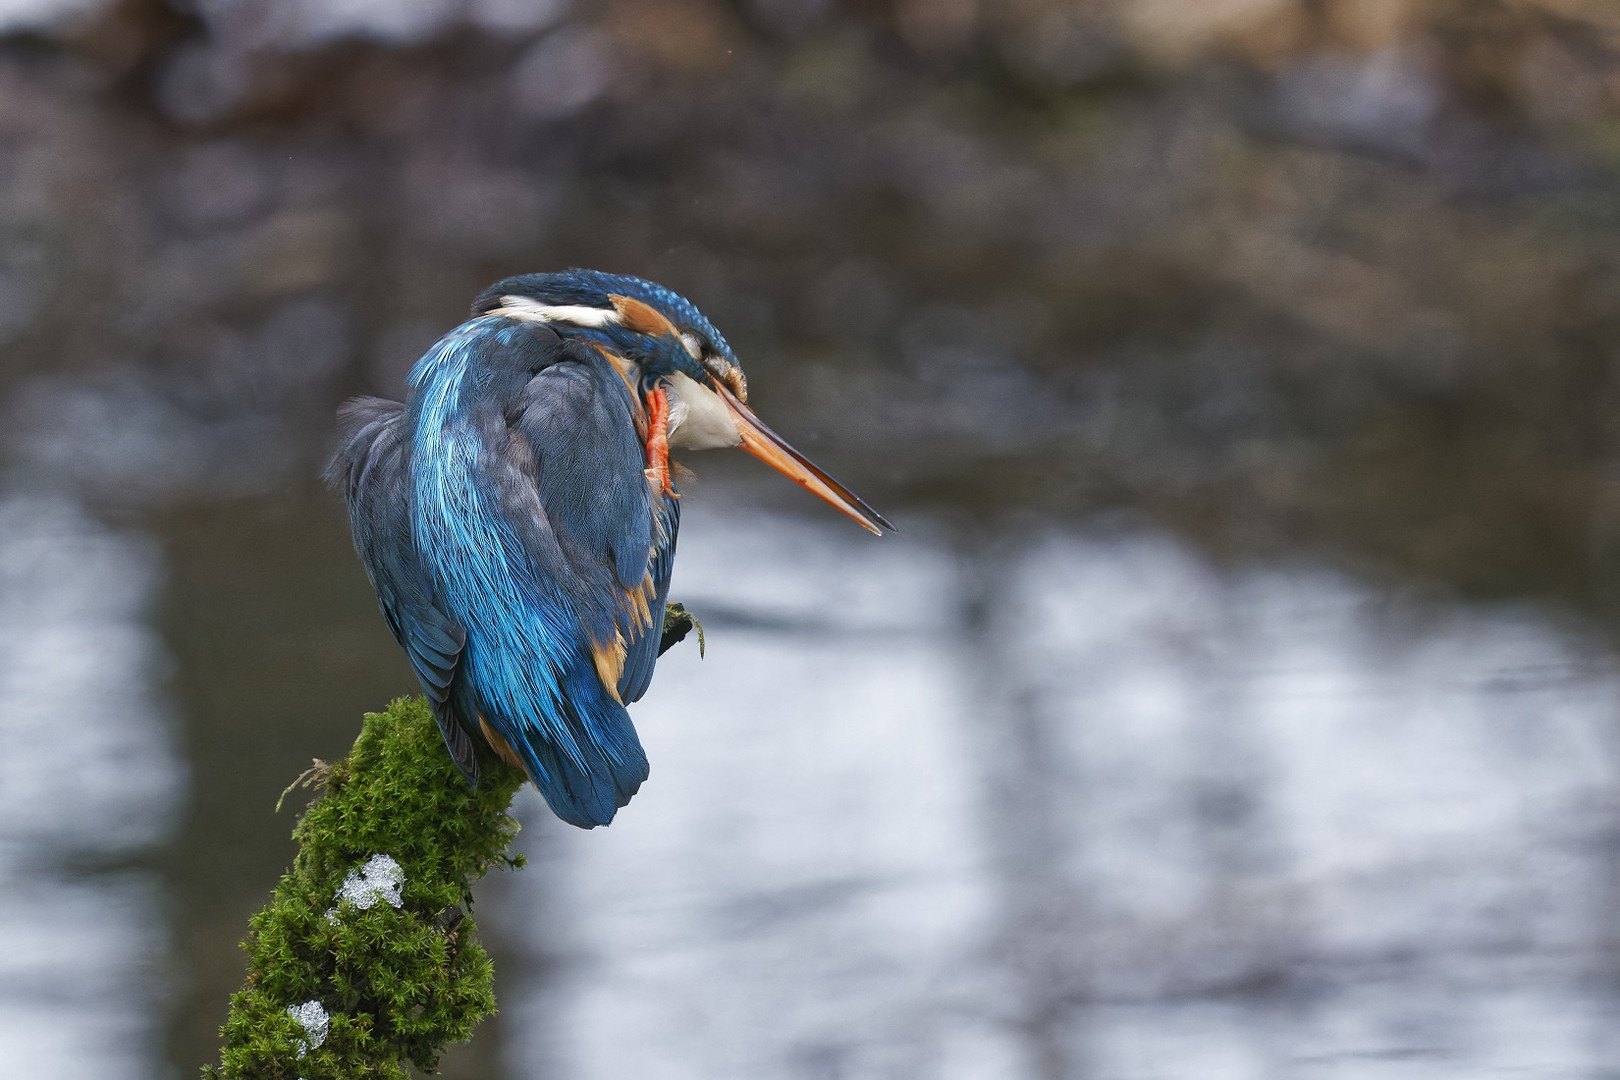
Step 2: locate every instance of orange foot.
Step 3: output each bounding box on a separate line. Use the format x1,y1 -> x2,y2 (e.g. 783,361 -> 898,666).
644,383 -> 676,497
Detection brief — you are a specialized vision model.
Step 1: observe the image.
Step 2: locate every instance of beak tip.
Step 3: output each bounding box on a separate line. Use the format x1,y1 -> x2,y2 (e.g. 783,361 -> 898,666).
724,392 -> 898,539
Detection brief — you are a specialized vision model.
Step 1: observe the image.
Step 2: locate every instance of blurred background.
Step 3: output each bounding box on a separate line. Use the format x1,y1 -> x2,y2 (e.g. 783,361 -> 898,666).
4,0 -> 1620,1076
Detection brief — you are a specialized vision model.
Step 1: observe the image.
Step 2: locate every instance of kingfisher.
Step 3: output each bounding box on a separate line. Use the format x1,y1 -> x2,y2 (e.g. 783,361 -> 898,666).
326,270 -> 892,828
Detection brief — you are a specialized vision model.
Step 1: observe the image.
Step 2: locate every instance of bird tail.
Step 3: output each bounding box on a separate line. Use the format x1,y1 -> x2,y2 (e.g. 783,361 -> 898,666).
505,656 -> 649,829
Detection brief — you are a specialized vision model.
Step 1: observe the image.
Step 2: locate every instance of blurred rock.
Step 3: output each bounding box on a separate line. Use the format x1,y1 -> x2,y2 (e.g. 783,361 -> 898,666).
167,142 -> 275,231
469,0 -> 568,37
9,372 -> 296,506
1118,0 -> 1302,67
1275,46 -> 1440,156
367,319 -> 444,394
194,0 -> 457,50
896,0 -> 979,58
745,0 -> 831,40
251,296 -> 353,397
155,39 -> 249,125
1519,32 -> 1607,130
0,240 -> 52,345
604,0 -> 742,75
995,5 -> 1124,88
1324,0 -> 1427,52
509,24 -> 617,119
0,0 -> 104,35
241,209 -> 353,294
808,257 -> 902,345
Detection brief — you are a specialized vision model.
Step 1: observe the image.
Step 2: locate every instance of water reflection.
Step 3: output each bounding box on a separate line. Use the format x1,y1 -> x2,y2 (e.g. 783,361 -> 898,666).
487,511 -> 1620,1079
0,493 -> 182,1079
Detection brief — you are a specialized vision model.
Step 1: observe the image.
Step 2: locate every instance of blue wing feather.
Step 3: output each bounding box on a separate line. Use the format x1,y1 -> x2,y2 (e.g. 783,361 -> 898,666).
408,320 -> 662,827
618,493 -> 678,703
510,359 -> 653,598
506,353 -> 679,702
325,397 -> 479,784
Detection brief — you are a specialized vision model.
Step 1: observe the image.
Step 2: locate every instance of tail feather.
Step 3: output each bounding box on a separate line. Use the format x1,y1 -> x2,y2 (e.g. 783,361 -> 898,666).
433,704 -> 481,788
520,735 -> 647,828
498,654 -> 649,828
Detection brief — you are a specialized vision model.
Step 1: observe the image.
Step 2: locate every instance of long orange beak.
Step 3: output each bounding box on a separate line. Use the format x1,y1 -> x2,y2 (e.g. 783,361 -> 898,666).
716,384 -> 894,536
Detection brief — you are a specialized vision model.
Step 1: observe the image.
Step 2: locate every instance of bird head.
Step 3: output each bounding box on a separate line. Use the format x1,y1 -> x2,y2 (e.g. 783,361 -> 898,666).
473,269 -> 892,535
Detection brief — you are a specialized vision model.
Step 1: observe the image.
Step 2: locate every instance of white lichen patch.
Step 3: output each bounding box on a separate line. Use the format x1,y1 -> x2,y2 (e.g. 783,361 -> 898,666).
288,999 -> 329,1058
332,853 -> 405,914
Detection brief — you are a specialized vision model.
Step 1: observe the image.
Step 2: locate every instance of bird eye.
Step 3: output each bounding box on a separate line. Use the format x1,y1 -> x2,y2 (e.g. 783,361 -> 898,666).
680,333 -> 703,361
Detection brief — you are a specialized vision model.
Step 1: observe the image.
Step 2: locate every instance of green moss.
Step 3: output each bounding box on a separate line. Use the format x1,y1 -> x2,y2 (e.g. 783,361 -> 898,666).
202,697 -> 526,1079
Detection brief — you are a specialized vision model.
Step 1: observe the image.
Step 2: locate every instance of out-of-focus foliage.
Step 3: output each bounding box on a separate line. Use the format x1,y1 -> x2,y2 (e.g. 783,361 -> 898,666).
203,697 -> 524,1079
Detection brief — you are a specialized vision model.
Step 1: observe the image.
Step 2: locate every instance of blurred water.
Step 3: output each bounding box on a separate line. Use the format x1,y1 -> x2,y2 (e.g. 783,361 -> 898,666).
4,484 -> 1620,1078
477,511 -> 1620,1080
3,492 -> 1620,1078
0,494 -> 182,1079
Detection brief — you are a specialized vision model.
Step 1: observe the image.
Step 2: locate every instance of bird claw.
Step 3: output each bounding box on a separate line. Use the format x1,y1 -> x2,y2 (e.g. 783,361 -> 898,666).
644,465 -> 679,497
659,602 -> 705,658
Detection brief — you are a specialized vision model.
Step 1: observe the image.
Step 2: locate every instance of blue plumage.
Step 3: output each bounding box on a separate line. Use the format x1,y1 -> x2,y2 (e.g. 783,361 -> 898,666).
328,270 -> 890,828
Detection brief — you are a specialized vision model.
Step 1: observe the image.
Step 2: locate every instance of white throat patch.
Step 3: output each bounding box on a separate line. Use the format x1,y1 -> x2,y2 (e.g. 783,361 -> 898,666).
665,371 -> 742,450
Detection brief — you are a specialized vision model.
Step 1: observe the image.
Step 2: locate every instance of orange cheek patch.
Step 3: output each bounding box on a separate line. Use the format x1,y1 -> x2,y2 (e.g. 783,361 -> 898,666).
610,294 -> 680,339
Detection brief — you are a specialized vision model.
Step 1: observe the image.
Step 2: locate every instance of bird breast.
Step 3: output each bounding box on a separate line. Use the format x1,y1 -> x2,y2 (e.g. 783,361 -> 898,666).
663,371 -> 741,451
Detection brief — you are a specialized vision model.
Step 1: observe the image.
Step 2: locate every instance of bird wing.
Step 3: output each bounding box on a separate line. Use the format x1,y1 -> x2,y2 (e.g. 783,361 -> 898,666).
506,344 -> 679,706
491,345 -> 666,824
618,492 -> 678,703
325,397 -> 479,784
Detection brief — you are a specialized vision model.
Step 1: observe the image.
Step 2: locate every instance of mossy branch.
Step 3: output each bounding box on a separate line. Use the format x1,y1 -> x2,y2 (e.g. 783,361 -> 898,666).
202,696 -> 527,1079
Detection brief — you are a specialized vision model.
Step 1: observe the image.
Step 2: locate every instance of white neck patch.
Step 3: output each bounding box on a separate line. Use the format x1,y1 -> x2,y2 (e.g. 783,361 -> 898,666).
488,295 -> 622,328
665,371 -> 742,451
